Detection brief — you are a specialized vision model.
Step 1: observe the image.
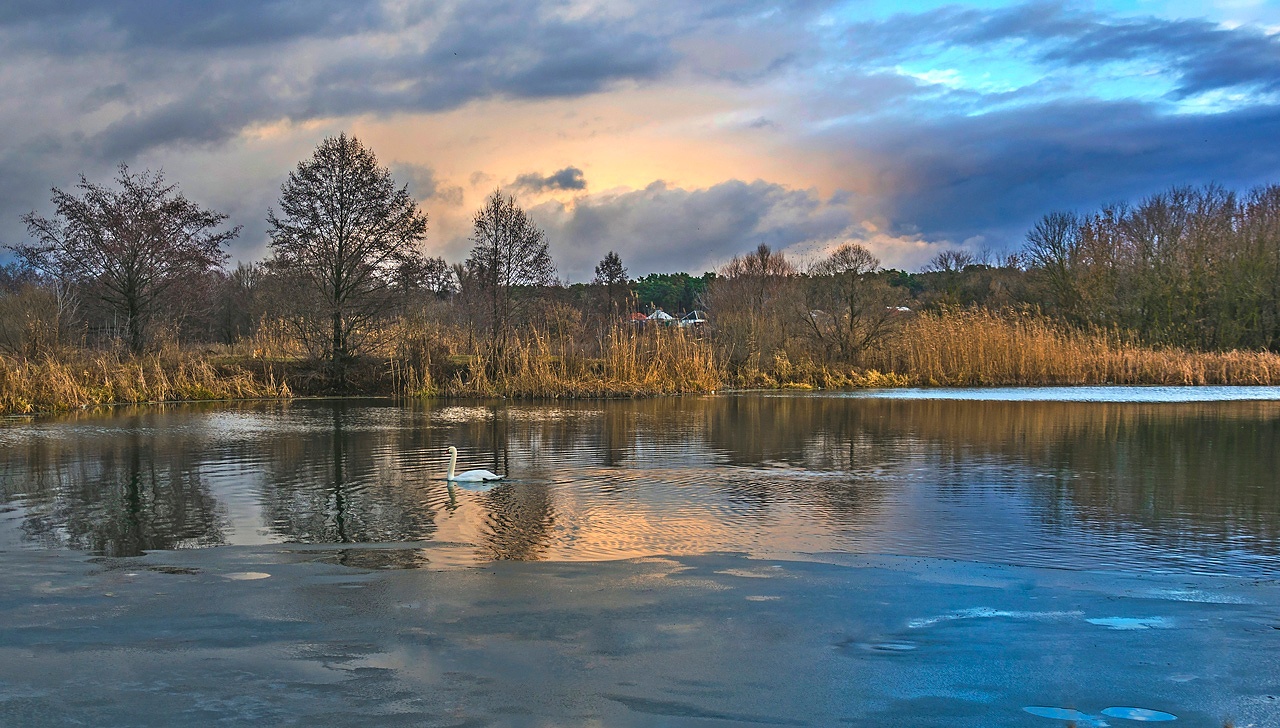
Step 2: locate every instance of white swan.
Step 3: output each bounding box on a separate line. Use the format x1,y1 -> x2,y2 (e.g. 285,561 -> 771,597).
446,446 -> 504,482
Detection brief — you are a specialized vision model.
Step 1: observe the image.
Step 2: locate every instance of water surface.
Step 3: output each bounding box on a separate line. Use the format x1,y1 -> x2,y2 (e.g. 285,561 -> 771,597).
2,390 -> 1278,576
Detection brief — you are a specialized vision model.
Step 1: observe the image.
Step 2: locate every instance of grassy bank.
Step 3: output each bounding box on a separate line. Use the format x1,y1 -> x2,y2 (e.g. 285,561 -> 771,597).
4,310 -> 1279,415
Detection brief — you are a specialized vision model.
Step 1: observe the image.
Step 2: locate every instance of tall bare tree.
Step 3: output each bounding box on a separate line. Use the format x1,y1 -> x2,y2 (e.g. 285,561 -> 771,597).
805,242 -> 897,361
464,190 -> 555,357
704,243 -> 796,366
1023,211 -> 1083,318
13,165 -> 237,354
266,133 -> 429,382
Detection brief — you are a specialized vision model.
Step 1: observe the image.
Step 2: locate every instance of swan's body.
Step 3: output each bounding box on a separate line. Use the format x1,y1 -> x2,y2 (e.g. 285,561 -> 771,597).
446,446 -> 504,482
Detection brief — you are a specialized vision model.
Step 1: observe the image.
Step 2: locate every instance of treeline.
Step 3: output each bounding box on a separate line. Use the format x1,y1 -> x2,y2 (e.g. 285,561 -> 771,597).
1024,185 -> 1280,351
2,133 -> 1279,412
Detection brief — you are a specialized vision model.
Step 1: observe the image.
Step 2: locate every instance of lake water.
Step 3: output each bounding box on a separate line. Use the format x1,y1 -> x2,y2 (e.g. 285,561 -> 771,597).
3,389 -> 1279,577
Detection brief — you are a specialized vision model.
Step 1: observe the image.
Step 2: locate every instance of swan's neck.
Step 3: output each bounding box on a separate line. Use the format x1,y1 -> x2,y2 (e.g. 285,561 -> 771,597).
447,449 -> 457,480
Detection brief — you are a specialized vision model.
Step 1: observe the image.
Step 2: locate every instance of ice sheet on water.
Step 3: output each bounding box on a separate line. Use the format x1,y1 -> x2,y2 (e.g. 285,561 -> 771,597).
1023,706 -> 1109,726
1102,706 -> 1177,721
1086,616 -> 1173,630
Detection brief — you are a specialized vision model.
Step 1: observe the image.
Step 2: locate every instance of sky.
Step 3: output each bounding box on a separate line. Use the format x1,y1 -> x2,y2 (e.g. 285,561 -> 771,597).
2,0 -> 1279,281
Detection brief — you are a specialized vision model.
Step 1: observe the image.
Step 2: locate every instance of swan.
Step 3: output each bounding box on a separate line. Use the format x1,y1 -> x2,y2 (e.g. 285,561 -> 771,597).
445,446 -> 504,482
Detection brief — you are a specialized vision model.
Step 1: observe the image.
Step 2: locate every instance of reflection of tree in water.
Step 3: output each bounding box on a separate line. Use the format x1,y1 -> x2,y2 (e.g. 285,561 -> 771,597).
257,402 -> 441,545
0,415 -> 227,556
545,395 -> 1280,561
825,398 -> 1280,558
5,396 -> 1277,567
1036,404 -> 1280,553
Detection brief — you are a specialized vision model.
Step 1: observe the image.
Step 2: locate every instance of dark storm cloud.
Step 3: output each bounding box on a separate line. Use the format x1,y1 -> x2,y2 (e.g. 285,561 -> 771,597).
840,100 -> 1280,248
416,2 -> 675,100
514,167 -> 588,194
4,0 -> 1280,274
93,87 -> 272,160
297,1 -> 680,120
6,1 -> 691,163
0,0 -> 384,50
533,180 -> 855,279
846,2 -> 1280,97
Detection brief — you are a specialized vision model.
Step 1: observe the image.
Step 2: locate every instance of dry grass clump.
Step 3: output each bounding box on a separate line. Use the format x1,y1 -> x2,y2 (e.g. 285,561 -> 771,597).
869,308 -> 1280,386
729,351 -> 911,390
0,351 -> 290,415
438,326 -> 721,398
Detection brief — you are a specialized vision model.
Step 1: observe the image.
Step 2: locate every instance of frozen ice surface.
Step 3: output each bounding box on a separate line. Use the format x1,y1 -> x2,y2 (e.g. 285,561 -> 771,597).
0,547 -> 1275,727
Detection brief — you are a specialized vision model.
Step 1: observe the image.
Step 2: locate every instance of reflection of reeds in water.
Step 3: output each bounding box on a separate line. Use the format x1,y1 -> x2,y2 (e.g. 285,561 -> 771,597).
712,395 -> 1280,550
870,309 -> 1280,386
0,352 -> 290,414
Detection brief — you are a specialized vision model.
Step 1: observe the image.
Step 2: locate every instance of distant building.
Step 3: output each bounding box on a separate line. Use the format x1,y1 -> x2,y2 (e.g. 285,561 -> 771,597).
678,310 -> 707,328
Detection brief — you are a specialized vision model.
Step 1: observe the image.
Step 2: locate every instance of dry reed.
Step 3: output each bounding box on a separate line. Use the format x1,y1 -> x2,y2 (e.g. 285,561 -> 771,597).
0,351 -> 291,415
868,308 -> 1280,386
7,308 -> 1280,414
728,350 -> 912,390
435,326 -> 722,398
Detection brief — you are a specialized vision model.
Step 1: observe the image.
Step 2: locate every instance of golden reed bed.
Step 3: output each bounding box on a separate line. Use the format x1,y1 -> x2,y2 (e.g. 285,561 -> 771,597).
3,310 -> 1278,414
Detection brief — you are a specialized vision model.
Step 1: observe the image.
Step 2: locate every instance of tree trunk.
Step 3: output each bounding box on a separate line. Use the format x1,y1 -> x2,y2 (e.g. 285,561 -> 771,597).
127,298 -> 145,356
331,309 -> 345,386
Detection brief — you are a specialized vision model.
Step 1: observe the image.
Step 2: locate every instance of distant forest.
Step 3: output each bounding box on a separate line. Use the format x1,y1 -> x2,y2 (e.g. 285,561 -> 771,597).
2,133 -> 1279,407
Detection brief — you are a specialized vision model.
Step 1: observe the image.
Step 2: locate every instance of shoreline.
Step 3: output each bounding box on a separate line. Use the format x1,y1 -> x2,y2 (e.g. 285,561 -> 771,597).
7,382 -> 1280,420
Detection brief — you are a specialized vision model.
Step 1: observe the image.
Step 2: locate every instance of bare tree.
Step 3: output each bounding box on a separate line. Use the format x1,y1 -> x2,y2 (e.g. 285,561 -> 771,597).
805,242 -> 898,361
704,243 -> 796,365
397,255 -> 457,299
924,249 -> 976,274
212,262 -> 264,345
1023,211 -> 1082,317
13,165 -> 237,354
266,133 -> 429,382
464,190 -> 555,356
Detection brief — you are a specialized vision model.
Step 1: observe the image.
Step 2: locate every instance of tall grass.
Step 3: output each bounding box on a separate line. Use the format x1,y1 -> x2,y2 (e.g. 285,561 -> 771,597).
394,325 -> 721,398
0,352 -> 290,415
6,308 -> 1279,414
869,309 -> 1280,386
727,351 -> 911,390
